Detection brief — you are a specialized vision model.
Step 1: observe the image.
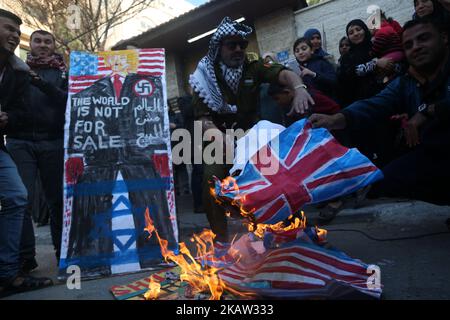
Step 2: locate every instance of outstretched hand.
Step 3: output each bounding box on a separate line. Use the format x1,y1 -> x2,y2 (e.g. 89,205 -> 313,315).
309,113 -> 347,130
299,65 -> 316,78
287,87 -> 315,117
403,112 -> 427,148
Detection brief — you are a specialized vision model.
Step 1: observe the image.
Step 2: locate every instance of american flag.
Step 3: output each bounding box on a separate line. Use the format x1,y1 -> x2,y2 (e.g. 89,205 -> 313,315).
69,49 -> 165,94
215,120 -> 383,225
218,238 -> 382,299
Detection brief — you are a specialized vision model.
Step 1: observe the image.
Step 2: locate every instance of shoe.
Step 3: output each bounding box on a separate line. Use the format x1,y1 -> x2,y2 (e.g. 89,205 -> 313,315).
353,185 -> 372,209
0,274 -> 53,298
316,200 -> 344,226
21,258 -> 38,274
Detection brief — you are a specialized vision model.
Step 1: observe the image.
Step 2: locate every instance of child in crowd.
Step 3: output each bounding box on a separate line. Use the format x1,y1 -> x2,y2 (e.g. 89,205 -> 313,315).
338,36 -> 351,62
303,28 -> 336,67
292,37 -> 337,99
367,5 -> 406,84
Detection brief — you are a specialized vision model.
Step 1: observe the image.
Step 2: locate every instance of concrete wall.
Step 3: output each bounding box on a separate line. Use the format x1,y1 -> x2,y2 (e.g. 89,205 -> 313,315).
166,52 -> 182,99
254,7 -> 297,61
294,0 -> 414,60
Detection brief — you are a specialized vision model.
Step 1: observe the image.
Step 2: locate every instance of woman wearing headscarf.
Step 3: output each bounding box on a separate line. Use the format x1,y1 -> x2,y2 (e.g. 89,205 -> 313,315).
414,0 -> 450,34
303,28 -> 336,67
414,0 -> 446,19
317,20 -> 400,224
337,19 -> 392,107
337,20 -> 399,168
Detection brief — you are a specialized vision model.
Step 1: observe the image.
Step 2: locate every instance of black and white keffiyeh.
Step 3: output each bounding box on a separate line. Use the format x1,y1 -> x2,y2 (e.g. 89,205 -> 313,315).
189,17 -> 253,114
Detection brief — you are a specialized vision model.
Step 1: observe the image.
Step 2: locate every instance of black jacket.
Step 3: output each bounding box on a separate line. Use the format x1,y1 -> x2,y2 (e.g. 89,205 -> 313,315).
341,58 -> 450,151
68,74 -> 167,166
7,66 -> 68,141
0,56 -> 28,148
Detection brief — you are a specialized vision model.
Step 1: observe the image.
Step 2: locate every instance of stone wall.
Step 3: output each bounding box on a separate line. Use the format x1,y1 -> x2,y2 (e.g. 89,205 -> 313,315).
254,7 -> 297,62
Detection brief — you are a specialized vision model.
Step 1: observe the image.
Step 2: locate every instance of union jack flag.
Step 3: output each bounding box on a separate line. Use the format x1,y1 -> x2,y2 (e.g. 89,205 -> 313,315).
215,119 -> 383,225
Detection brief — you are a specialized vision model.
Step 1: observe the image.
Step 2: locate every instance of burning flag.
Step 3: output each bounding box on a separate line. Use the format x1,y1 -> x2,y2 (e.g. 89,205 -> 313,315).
214,119 -> 383,225
216,235 -> 382,299
140,119 -> 384,300
143,208 -> 382,300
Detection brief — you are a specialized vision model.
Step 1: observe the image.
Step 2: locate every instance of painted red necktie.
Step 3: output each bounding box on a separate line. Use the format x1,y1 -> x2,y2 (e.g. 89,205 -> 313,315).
113,74 -> 122,99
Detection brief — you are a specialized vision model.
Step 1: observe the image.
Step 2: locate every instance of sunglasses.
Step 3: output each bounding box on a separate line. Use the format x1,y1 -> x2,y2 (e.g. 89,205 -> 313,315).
222,40 -> 249,50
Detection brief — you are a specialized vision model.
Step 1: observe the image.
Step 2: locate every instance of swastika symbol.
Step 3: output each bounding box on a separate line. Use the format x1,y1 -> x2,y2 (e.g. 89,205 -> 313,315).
133,79 -> 154,96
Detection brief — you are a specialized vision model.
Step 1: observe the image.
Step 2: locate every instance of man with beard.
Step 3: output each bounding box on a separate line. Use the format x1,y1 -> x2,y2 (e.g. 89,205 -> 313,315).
0,9 -> 52,298
310,18 -> 450,208
190,17 -> 314,243
6,30 -> 67,271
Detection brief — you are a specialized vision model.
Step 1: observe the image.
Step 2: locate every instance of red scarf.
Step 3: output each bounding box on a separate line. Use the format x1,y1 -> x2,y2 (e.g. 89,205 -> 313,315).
26,52 -> 67,77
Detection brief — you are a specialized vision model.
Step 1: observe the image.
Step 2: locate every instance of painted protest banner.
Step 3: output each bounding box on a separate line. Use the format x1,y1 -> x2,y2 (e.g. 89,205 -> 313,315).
59,49 -> 178,279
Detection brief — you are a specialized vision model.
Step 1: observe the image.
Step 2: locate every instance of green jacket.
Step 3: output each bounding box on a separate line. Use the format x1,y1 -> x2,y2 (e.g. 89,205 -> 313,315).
192,57 -> 286,131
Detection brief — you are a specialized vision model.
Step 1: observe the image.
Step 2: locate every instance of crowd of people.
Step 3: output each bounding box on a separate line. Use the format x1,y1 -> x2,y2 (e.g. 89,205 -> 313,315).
192,1 -> 450,241
0,0 -> 449,298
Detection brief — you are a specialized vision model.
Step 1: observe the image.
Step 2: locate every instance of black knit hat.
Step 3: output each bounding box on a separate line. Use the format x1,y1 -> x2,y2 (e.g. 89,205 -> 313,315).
0,9 -> 22,25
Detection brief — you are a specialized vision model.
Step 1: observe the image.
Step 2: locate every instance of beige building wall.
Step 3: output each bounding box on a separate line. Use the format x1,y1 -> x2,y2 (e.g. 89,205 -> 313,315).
254,7 -> 297,61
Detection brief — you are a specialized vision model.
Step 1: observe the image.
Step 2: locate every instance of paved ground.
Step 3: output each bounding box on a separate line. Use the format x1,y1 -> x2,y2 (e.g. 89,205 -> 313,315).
3,195 -> 450,300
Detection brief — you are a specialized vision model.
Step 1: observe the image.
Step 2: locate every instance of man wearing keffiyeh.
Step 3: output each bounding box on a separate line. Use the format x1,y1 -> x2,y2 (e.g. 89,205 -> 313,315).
6,30 -> 68,272
190,17 -> 314,243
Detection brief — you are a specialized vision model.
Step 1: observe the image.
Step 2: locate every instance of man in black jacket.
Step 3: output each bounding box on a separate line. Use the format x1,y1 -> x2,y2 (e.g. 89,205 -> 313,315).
6,29 -> 68,270
0,9 -> 52,298
310,18 -> 450,206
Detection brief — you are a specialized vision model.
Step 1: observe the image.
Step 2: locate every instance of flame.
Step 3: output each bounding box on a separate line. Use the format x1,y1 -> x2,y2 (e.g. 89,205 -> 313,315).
145,172 -> 329,300
144,208 -> 251,300
144,276 -> 161,300
316,226 -> 328,243
214,177 -> 328,245
214,177 -> 310,238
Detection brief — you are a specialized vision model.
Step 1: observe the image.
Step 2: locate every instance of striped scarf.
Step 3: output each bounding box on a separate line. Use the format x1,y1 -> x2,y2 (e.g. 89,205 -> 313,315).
189,17 -> 252,114
26,52 -> 67,78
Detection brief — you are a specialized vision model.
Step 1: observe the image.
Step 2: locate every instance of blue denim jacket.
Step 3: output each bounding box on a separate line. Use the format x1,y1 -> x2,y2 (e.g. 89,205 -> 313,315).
341,61 -> 450,149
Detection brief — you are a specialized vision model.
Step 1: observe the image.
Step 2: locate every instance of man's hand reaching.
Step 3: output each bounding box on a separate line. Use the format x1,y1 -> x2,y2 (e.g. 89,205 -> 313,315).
287,87 -> 315,117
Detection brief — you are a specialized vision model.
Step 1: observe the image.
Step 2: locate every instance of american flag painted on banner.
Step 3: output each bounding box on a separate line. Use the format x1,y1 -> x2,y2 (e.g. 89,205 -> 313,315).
69,49 -> 165,94
215,119 -> 383,225
217,239 -> 382,299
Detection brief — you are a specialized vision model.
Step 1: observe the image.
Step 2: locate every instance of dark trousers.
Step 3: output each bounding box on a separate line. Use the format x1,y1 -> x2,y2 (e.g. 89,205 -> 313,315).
369,146 -> 450,205
6,139 -> 64,261
202,163 -> 232,243
191,164 -> 203,209
0,149 -> 28,284
66,162 -> 176,273
33,177 -> 50,224
173,163 -> 189,195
